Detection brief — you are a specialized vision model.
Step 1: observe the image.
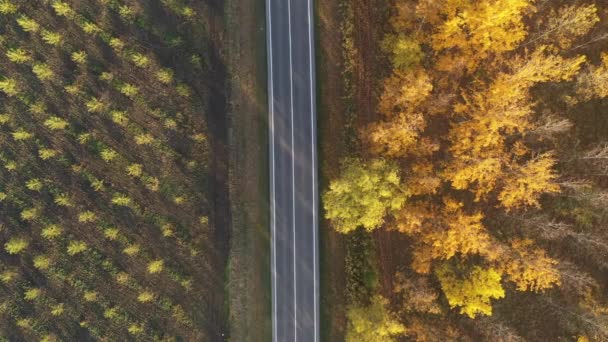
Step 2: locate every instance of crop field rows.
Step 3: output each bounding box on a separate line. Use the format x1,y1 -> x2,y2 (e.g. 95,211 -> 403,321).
0,0 -> 226,340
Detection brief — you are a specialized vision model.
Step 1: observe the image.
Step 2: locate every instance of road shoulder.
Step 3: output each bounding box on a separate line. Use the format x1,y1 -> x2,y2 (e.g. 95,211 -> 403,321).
224,0 -> 271,340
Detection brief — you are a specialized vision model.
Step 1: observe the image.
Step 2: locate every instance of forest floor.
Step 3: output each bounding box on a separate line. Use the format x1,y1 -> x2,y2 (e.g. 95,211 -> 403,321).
224,0 -> 272,340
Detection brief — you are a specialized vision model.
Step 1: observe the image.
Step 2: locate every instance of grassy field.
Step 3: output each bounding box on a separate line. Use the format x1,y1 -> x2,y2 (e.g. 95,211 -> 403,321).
224,0 -> 271,340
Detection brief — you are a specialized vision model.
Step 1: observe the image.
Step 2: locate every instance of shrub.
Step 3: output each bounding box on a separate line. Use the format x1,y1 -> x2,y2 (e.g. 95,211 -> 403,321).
6,48 -> 31,63
126,163 -> 143,177
0,78 -> 19,96
111,194 -> 132,207
44,116 -> 69,130
39,148 -> 59,160
41,30 -> 63,46
50,303 -> 64,316
71,51 -> 87,64
24,288 -> 41,301
12,129 -> 32,141
78,211 -> 97,223
5,237 -> 28,254
41,224 -> 63,239
25,178 -> 43,191
147,260 -> 164,274
32,63 -> 55,81
0,0 -> 18,14
137,291 -> 154,303
100,148 -> 118,162
67,240 -> 88,255
51,1 -> 74,17
104,227 -> 120,240
20,207 -> 39,221
0,270 -> 17,283
33,255 -> 51,270
131,53 -> 150,67
123,244 -> 140,256
16,15 -> 39,32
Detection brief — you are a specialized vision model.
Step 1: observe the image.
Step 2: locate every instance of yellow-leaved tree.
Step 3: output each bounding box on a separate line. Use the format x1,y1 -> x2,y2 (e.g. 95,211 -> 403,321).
435,263 -> 505,318
346,295 -> 407,342
499,239 -> 561,292
431,0 -> 533,70
323,159 -> 409,233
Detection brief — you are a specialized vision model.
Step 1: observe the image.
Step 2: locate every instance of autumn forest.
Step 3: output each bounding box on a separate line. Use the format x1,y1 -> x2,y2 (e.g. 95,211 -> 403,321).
322,0 -> 608,340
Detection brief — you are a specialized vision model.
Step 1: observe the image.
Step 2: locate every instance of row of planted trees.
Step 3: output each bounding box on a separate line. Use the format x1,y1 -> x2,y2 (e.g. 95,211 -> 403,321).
0,0 -> 222,339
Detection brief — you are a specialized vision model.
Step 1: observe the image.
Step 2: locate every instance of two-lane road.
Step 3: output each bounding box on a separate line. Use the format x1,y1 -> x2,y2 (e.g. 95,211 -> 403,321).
266,0 -> 320,340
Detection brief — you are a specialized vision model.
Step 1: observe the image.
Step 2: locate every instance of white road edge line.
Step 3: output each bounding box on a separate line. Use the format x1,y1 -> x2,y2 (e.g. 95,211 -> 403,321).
265,0 -> 278,341
306,0 -> 319,339
286,0 -> 298,339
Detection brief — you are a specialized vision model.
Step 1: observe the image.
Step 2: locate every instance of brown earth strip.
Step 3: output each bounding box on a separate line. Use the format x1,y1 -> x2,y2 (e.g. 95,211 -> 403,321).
317,0 -> 348,339
203,4 -> 232,340
351,0 -> 397,302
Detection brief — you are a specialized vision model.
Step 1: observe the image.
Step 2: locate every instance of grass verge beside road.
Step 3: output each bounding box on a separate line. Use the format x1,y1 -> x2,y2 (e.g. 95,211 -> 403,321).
224,0 -> 271,340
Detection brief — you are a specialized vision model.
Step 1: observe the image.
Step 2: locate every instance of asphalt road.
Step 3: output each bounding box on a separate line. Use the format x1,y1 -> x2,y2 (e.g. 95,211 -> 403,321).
266,0 -> 320,340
